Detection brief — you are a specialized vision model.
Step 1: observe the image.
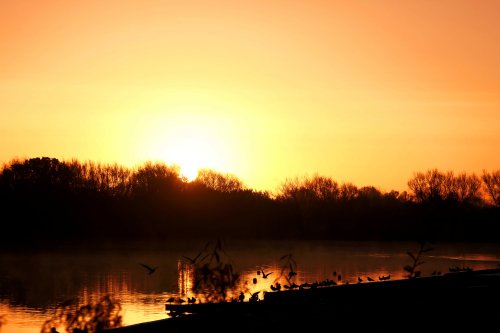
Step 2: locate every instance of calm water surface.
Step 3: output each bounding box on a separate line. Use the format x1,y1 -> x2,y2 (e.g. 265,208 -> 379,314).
1,240 -> 499,333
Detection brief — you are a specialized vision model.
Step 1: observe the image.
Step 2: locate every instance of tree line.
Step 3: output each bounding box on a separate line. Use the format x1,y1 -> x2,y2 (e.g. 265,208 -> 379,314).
0,157 -> 499,247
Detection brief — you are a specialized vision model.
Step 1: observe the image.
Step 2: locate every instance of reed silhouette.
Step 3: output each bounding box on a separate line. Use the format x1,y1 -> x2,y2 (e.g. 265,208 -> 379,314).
189,239 -> 242,302
403,241 -> 433,279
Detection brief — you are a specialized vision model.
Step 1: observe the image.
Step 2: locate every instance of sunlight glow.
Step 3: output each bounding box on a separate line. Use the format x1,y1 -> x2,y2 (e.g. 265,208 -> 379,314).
2,1 -> 500,192
167,137 -> 216,181
139,108 -> 234,181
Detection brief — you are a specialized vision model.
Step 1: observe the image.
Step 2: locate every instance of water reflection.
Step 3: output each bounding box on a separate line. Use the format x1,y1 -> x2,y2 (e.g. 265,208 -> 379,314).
177,260 -> 193,299
0,241 -> 499,333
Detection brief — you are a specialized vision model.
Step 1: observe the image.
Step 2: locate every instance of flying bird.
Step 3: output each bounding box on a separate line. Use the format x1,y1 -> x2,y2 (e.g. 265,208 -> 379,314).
182,252 -> 202,264
140,263 -> 159,275
261,268 -> 273,278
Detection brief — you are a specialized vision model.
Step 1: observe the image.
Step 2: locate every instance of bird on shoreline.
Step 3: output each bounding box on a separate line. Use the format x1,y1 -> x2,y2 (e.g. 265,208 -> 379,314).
270,282 -> 282,291
249,291 -> 260,302
140,263 -> 159,275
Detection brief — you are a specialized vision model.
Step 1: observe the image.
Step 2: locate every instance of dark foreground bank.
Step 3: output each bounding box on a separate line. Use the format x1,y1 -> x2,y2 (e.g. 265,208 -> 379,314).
102,268 -> 500,332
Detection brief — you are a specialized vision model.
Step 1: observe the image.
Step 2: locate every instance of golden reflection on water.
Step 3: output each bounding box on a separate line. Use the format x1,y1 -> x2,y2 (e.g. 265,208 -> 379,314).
1,241 -> 500,333
177,260 -> 194,298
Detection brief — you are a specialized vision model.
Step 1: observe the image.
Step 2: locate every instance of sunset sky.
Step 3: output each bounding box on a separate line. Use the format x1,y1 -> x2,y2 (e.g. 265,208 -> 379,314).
1,0 -> 499,192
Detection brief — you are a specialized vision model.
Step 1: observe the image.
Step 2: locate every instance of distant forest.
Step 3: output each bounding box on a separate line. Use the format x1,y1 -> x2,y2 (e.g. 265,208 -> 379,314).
1,157 -> 499,247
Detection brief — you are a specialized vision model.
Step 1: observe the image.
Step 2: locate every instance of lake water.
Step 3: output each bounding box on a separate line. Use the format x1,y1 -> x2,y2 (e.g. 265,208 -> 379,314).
1,240 -> 499,333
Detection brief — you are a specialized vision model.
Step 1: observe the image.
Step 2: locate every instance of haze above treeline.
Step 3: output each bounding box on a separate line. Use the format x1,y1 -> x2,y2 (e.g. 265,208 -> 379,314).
1,157 -> 499,248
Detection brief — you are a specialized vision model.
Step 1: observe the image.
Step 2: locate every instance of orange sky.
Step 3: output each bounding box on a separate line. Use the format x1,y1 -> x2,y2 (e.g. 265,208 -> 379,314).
1,0 -> 499,192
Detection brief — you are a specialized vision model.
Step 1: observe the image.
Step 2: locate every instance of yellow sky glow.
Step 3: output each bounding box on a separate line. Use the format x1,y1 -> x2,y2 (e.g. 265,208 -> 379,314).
1,0 -> 500,192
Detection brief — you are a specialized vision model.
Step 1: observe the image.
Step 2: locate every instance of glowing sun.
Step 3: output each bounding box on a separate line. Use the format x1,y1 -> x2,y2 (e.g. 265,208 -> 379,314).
144,113 -> 232,181
167,136 -> 219,181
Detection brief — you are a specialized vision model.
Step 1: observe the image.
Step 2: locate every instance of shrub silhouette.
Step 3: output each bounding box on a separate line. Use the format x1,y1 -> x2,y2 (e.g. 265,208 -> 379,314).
40,295 -> 122,333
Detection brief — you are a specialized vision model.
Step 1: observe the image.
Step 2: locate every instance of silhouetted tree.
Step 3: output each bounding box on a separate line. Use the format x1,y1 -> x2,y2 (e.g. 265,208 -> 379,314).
340,182 -> 358,202
0,157 -> 77,194
454,173 -> 482,205
482,170 -> 500,206
1,157 -> 499,244
195,169 -> 245,193
278,175 -> 341,202
408,169 -> 446,203
130,162 -> 183,197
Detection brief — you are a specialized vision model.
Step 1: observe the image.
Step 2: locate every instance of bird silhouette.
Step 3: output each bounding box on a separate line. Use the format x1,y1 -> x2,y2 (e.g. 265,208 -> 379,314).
140,263 -> 159,275
261,268 -> 273,278
252,278 -> 258,284
367,276 -> 374,282
188,297 -> 196,304
166,297 -> 175,303
270,282 -> 282,291
249,291 -> 260,302
358,277 -> 363,283
288,270 -> 297,279
182,252 -> 202,264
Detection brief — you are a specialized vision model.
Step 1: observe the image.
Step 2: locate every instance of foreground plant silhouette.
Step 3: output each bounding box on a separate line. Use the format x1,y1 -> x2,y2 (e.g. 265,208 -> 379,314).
190,239 -> 241,303
40,295 -> 122,333
404,241 -> 433,279
276,253 -> 298,286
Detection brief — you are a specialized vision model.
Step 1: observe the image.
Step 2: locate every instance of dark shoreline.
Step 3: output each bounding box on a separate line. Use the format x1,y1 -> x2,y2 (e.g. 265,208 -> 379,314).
103,268 -> 500,333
